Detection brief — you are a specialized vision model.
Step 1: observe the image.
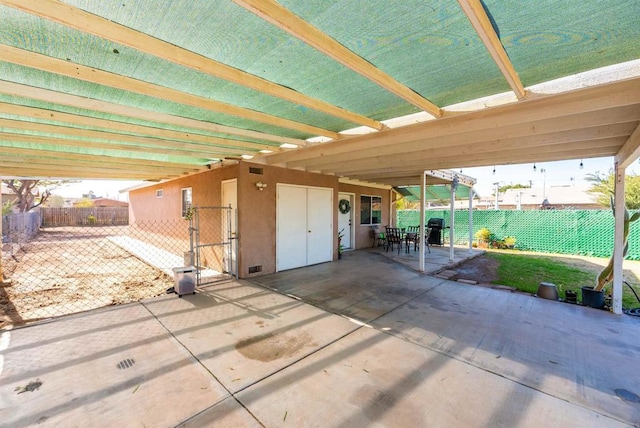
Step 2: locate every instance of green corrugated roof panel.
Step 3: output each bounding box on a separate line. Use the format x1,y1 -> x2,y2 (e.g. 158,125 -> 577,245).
487,0 -> 640,87
0,123 -> 240,159
0,92 -> 278,150
2,0 -> 638,135
0,3 -> 400,131
63,0 -> 417,121
397,185 -> 473,203
280,0 -> 509,109
0,60 -> 312,140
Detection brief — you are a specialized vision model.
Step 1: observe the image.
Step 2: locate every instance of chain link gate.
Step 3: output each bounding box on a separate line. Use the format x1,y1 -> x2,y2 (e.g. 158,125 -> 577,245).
188,206 -> 237,286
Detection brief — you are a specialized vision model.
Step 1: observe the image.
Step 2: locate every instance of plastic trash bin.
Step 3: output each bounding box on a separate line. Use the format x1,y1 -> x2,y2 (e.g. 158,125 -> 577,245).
172,266 -> 196,297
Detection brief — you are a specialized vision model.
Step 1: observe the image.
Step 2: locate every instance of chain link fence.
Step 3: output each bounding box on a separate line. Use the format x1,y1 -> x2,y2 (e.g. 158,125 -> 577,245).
9,206 -> 634,326
191,206 -> 235,286
1,219 -> 193,328
398,209 -> 640,260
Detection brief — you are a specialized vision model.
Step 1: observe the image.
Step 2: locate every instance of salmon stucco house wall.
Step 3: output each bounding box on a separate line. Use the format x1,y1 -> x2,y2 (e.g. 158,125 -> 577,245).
128,161 -> 392,279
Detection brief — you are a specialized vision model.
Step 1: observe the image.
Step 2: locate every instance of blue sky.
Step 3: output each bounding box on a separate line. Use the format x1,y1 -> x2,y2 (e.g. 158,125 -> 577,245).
463,156 -> 637,197
55,180 -> 141,200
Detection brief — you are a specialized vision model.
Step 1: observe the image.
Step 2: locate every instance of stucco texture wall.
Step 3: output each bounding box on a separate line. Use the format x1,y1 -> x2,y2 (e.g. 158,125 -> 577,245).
237,162 -> 339,278
128,166 -> 239,273
128,161 -> 392,278
128,165 -> 239,223
338,183 -> 392,250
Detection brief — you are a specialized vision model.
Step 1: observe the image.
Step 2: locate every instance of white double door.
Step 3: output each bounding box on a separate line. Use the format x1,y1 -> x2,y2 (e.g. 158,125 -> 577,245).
277,184 -> 333,271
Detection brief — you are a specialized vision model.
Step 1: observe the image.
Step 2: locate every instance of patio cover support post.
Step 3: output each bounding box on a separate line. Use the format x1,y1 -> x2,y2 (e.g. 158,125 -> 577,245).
419,170 -> 426,272
612,123 -> 640,314
390,189 -> 395,226
468,188 -> 474,254
449,181 -> 455,262
612,161 -> 625,314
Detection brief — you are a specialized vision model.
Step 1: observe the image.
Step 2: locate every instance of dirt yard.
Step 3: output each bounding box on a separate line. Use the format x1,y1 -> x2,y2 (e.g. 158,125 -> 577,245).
1,227 -> 173,328
5,231 -> 640,329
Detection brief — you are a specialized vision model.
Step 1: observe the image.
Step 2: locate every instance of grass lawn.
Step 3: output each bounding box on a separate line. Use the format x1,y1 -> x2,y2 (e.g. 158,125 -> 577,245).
486,252 -> 640,309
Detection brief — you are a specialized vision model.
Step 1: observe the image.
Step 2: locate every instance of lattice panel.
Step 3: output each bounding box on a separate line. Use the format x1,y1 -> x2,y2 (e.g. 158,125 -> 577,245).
398,209 -> 640,260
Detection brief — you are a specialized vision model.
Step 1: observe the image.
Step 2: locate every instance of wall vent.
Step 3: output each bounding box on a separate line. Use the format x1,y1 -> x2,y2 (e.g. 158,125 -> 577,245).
249,167 -> 263,175
248,265 -> 262,274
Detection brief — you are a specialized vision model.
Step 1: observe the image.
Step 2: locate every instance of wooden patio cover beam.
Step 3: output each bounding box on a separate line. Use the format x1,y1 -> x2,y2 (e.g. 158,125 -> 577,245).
2,0 -> 383,132
267,77 -> 640,165
0,145 -> 204,172
0,119 -> 245,158
300,122 -> 637,173
0,165 -> 179,180
343,141 -> 623,176
457,0 -> 526,99
0,80 -> 305,148
234,0 -> 442,119
0,102 -> 280,153
0,156 -> 186,177
615,122 -> 640,168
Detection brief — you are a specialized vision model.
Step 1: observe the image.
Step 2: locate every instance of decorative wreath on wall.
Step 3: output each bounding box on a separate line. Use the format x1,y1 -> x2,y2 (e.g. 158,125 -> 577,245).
338,199 -> 351,214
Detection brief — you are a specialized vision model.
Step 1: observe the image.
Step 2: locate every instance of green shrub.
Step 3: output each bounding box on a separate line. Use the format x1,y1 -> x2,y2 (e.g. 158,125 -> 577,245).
475,227 -> 493,242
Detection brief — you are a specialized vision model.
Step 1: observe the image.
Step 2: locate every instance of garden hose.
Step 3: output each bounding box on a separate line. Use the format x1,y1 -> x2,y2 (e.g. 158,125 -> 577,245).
623,281 -> 640,317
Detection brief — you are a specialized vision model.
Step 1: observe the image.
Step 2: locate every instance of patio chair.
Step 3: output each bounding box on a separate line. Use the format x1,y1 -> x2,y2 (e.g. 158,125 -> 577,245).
406,226 -> 431,254
371,225 -> 386,248
405,226 -> 419,253
385,227 -> 404,254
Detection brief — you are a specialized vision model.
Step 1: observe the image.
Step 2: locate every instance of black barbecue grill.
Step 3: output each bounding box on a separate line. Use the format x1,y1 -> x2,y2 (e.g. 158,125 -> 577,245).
427,218 -> 445,246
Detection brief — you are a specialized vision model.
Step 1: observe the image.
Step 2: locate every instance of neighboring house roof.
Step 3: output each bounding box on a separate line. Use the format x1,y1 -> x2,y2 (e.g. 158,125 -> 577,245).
500,185 -> 599,207
411,184 -> 600,210
73,198 -> 128,207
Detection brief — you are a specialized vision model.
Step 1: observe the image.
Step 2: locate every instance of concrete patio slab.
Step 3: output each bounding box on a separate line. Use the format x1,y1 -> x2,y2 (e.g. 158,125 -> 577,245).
0,303 -> 229,427
142,281 -> 360,393
1,250 -> 638,427
250,250 -> 445,323
377,244 -> 484,275
371,280 -> 640,424
176,396 -> 262,427
236,326 -> 625,427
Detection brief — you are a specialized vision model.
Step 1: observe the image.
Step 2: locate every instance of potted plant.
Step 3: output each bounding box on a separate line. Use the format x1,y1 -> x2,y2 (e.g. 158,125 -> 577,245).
504,236 -> 516,249
474,227 -> 493,248
582,197 -> 639,308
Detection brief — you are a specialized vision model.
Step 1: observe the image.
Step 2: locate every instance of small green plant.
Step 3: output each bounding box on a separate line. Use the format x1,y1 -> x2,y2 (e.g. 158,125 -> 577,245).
474,229 -> 516,250
87,214 -> 97,225
475,227 -> 493,242
338,228 -> 345,258
2,200 -> 14,215
504,236 -> 516,248
184,206 -> 195,221
474,227 -> 496,247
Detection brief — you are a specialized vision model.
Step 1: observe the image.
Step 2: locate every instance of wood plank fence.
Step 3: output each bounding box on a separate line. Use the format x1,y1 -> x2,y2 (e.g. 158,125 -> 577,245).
41,207 -> 129,226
